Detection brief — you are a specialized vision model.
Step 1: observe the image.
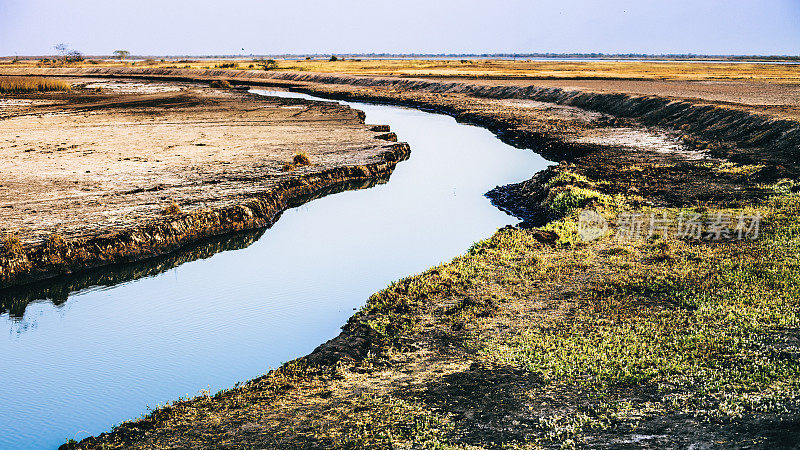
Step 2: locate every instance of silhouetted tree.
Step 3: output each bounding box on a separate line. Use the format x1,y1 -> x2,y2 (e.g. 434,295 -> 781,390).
54,43 -> 69,63
67,50 -> 83,62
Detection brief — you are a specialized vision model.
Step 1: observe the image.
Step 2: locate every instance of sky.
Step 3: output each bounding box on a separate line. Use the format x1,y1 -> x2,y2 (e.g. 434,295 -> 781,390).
0,0 -> 798,56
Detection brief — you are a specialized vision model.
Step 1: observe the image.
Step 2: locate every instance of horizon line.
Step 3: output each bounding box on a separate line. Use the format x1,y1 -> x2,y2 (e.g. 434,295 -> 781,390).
2,52 -> 799,60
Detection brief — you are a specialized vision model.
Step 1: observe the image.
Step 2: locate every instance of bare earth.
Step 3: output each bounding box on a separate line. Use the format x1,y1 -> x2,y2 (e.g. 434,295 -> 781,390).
0,79 -> 394,245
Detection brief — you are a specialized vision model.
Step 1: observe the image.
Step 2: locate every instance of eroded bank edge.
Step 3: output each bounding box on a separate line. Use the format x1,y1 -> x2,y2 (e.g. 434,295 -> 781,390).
0,143 -> 410,289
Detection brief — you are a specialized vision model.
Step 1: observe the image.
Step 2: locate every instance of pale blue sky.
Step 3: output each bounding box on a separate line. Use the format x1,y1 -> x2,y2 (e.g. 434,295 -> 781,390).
0,0 -> 798,56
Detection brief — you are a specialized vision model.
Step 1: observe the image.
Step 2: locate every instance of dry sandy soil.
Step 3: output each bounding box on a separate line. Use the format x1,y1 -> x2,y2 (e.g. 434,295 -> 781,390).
0,79 -> 396,245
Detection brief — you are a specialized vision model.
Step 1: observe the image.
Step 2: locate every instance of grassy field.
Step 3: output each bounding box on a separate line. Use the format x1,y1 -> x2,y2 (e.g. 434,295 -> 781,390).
0,76 -> 70,93
3,58 -> 800,83
259,59 -> 800,82
293,179 -> 800,447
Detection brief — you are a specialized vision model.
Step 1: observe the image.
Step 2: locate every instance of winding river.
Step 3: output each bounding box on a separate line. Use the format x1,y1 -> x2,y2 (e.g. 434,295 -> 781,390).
0,90 -> 549,449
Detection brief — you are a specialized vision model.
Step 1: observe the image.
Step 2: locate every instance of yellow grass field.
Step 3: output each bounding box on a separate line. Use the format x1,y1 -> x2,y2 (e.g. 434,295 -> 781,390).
0,76 -> 71,93
3,58 -> 800,83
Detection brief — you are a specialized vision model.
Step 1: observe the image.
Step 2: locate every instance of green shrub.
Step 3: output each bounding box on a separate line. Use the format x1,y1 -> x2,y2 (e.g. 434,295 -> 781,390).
544,170 -> 594,189
544,186 -> 612,216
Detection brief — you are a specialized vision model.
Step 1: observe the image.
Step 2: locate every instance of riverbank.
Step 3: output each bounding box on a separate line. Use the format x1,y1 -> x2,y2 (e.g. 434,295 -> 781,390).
0,78 -> 408,289
3,67 -> 796,447
71,192 -> 800,448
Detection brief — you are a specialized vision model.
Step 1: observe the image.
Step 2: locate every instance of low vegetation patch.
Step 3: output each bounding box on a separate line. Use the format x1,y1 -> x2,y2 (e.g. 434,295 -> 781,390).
293,151 -> 311,166
0,76 -> 71,93
1,234 -> 22,256
543,185 -> 613,217
704,161 -> 766,177
476,191 -> 800,444
543,170 -> 595,189
311,393 -> 453,448
162,202 -> 183,216
208,79 -> 232,89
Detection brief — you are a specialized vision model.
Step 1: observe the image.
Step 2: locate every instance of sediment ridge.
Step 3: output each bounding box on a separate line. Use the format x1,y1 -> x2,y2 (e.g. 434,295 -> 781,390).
0,142 -> 409,289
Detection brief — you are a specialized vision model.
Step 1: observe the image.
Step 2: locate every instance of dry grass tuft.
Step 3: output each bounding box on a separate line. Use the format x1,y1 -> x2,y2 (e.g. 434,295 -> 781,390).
0,76 -> 71,93
163,202 -> 183,216
281,152 -> 312,171
209,79 -> 232,89
1,234 -> 23,256
45,233 -> 67,251
292,152 -> 311,166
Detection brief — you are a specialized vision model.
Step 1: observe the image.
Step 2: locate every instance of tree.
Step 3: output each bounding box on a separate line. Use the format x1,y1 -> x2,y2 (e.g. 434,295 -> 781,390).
67,50 -> 83,62
113,50 -> 130,60
54,43 -> 69,63
52,43 -> 84,64
255,59 -> 278,70
329,55 -> 338,62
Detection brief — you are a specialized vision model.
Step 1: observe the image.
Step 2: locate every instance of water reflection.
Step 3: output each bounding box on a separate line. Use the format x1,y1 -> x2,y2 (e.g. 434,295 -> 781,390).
0,178 -> 385,320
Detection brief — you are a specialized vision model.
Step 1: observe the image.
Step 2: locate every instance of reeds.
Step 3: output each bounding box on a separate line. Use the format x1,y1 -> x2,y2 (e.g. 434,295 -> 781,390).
0,76 -> 71,94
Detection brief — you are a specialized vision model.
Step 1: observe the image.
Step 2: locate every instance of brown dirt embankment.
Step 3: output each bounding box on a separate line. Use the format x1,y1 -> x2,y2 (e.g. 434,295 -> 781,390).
0,77 -> 409,289
244,70 -> 796,223
431,77 -> 800,121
